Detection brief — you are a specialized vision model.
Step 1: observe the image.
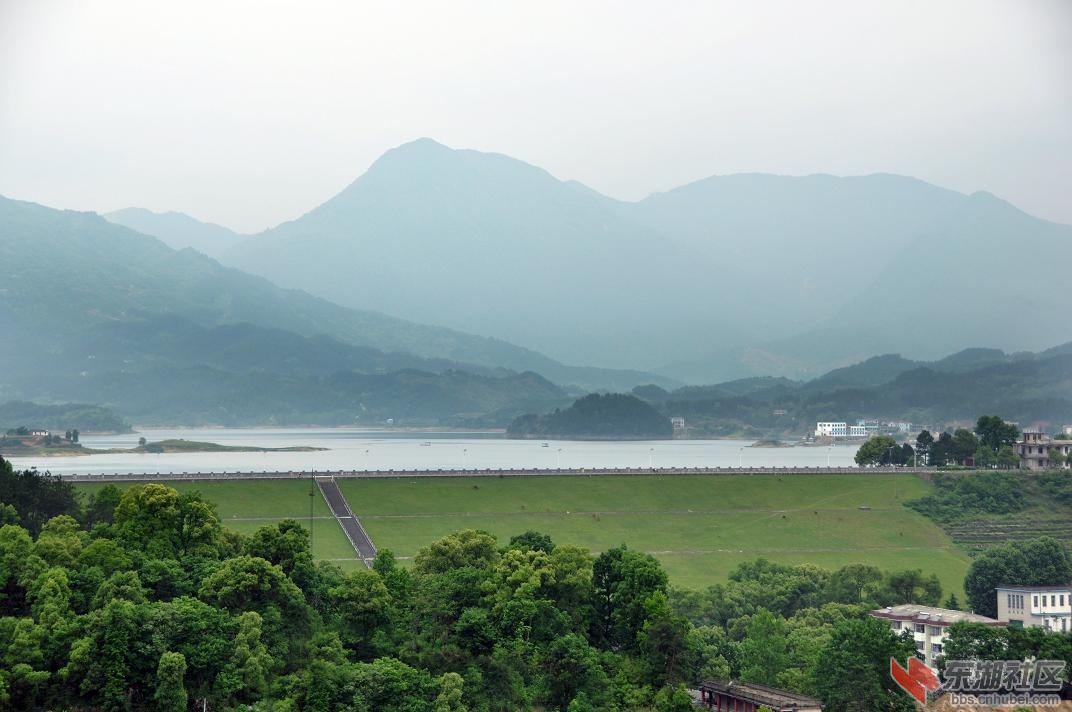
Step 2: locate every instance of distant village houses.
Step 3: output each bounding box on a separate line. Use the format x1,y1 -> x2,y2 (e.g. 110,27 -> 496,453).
1015,431 -> 1072,470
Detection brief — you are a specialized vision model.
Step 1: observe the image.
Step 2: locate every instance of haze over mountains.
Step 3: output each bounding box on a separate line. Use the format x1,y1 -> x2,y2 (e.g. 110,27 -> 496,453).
3,184 -> 1069,427
0,195 -> 674,424
4,136 -> 1068,428
111,138 -> 1067,383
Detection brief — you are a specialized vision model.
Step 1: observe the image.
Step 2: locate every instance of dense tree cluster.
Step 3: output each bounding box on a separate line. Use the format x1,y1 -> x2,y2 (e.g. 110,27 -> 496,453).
907,471 -> 1027,523
509,393 -> 673,439
855,416 -> 1023,468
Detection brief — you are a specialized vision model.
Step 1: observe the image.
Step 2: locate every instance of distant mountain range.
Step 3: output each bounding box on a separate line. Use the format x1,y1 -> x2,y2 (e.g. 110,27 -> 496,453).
633,344 -> 1072,436
109,138 -> 1069,383
6,138 -> 1070,427
1,196 -> 670,395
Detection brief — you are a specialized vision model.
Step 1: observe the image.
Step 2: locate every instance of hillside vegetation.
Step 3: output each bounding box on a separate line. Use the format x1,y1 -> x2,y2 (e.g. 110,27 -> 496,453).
508,393 -> 673,439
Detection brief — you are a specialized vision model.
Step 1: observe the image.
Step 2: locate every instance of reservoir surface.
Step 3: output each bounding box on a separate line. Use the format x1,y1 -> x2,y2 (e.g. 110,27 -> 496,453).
5,427 -> 860,475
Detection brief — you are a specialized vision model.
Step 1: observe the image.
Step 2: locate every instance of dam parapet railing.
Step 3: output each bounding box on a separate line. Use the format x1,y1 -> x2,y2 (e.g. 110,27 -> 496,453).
57,465 -> 934,482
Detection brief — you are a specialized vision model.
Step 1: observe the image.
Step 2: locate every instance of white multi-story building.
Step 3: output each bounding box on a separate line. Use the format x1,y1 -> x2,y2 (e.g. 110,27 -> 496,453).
848,425 -> 869,437
995,584 -> 1071,632
815,422 -> 847,437
870,604 -> 1004,669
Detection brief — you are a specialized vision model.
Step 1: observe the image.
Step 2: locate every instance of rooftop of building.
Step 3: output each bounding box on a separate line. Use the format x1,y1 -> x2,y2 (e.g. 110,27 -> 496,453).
995,583 -> 1072,593
870,604 -> 1002,626
699,679 -> 823,709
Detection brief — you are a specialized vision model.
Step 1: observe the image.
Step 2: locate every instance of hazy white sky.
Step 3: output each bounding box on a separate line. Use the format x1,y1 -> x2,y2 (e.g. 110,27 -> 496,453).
1,0 -> 1069,233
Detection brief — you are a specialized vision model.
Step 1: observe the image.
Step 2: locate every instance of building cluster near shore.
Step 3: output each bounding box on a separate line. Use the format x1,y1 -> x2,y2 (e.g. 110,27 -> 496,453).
871,582 -> 1071,671
814,420 -> 910,439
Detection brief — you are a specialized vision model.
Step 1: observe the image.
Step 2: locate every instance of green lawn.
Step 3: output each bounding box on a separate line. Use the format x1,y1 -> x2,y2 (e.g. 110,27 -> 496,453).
75,480 -> 362,569
74,474 -> 972,594
339,474 -> 970,596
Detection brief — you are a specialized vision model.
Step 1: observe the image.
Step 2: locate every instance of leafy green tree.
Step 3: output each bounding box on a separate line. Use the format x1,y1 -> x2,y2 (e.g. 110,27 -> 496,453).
329,568 -> 391,657
638,592 -> 691,686
965,536 -> 1072,617
83,484 -> 122,527
413,529 -> 500,575
738,609 -> 788,685
215,611 -> 274,705
154,651 -> 188,712
975,415 -> 1020,452
653,683 -> 695,711
540,633 -> 611,710
592,545 -> 669,650
915,430 -> 934,465
951,429 -> 980,464
434,671 -> 467,712
246,519 -> 316,589
825,563 -> 883,604
878,569 -> 941,606
508,530 -> 555,553
91,570 -> 148,609
113,485 -> 221,560
813,616 -> 917,712
854,436 -> 899,465
33,515 -> 85,567
198,555 -> 305,617
997,445 -> 1021,469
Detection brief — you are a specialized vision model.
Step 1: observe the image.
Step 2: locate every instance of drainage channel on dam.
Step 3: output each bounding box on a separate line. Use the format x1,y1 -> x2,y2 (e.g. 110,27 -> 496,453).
316,477 -> 377,567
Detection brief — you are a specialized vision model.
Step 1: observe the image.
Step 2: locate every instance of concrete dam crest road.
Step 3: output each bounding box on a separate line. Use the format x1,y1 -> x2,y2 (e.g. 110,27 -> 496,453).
316,477 -> 378,567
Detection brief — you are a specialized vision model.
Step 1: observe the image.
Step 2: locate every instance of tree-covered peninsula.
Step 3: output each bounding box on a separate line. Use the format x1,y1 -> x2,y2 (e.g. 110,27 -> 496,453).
508,393 -> 674,440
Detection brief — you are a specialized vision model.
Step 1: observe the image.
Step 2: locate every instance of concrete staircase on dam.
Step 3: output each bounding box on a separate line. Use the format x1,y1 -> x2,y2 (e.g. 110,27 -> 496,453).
316,477 -> 378,568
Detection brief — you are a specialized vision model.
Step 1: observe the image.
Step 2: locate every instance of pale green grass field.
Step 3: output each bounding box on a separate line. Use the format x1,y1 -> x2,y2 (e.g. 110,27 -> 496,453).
340,474 -> 970,596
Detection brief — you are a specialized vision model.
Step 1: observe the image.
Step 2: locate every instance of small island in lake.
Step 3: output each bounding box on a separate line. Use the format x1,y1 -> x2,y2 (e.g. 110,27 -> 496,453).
749,439 -> 794,448
133,439 -> 326,454
0,432 -> 326,457
508,393 -> 674,440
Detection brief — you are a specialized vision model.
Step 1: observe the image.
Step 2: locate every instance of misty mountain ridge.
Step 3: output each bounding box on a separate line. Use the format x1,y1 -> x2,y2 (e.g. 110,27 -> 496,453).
104,207 -> 244,259
0,195 -> 675,394
170,137 -> 1070,382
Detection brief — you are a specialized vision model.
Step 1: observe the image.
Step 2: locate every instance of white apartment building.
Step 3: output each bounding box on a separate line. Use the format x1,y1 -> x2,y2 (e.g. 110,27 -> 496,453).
848,425 -> 869,437
995,584 -> 1071,632
815,422 -> 847,437
870,604 -> 1004,669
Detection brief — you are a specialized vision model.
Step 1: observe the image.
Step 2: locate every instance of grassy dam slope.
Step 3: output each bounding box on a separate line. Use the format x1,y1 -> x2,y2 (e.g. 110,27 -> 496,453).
339,474 -> 969,595
76,474 -> 970,594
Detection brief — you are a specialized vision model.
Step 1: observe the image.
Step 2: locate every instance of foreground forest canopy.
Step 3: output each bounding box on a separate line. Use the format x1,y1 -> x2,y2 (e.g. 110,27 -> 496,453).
3,458 -> 1072,711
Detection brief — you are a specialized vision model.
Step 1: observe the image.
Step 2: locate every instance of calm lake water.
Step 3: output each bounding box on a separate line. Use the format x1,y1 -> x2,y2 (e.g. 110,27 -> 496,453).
6,427 -> 859,475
